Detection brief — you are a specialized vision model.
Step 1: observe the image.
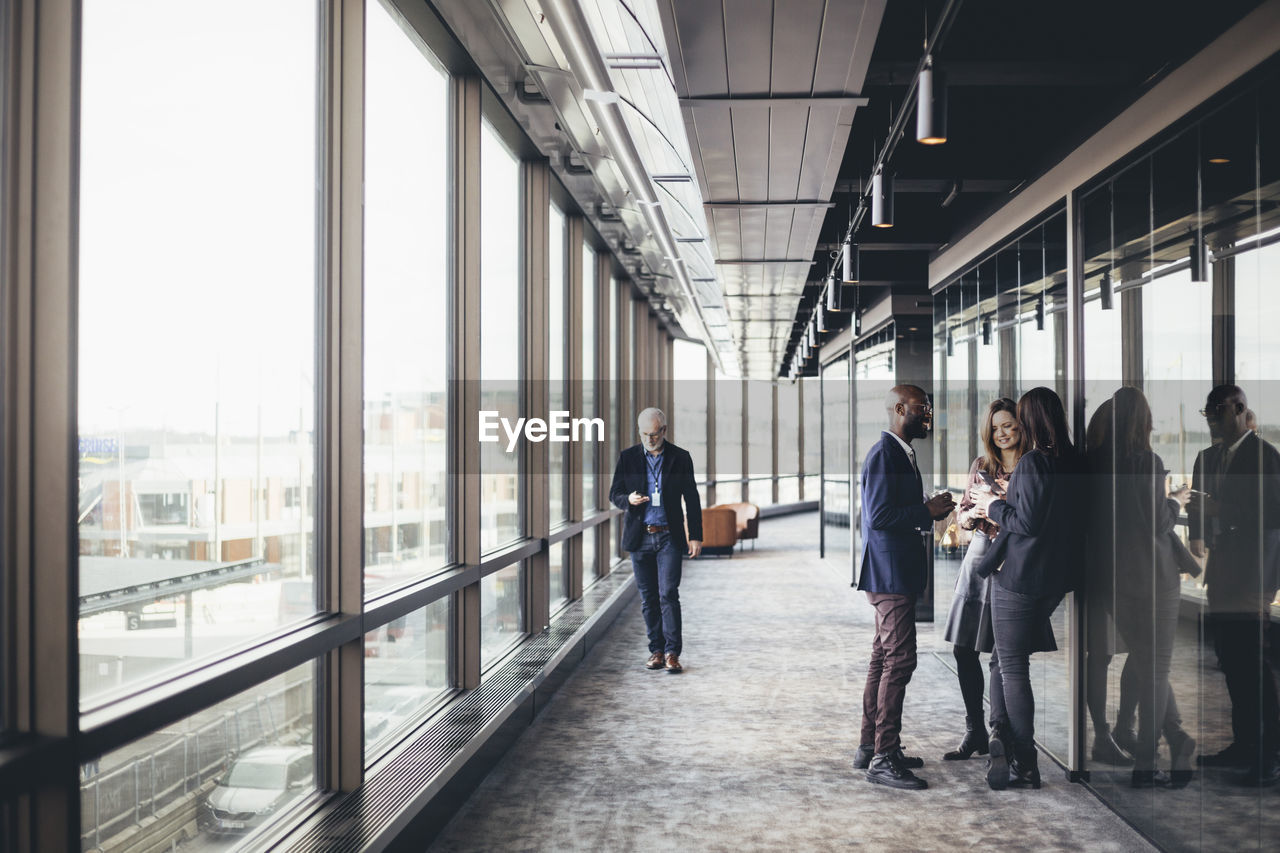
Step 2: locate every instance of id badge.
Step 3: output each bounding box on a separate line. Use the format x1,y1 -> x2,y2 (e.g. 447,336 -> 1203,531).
651,489 -> 662,507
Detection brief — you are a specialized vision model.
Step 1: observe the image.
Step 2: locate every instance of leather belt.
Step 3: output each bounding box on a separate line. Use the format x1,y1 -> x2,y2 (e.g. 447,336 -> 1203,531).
645,524 -> 668,533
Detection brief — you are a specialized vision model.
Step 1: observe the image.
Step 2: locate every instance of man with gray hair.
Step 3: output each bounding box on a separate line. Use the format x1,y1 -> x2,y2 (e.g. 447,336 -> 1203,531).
609,407 -> 703,673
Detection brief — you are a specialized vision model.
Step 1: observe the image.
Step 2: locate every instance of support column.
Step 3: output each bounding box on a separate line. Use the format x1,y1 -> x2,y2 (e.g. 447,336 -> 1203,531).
524,160 -> 551,631
452,75 -> 483,690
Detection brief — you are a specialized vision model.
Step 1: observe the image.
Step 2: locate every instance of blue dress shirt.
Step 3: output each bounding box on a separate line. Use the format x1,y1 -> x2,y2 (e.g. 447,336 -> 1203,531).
644,448 -> 666,525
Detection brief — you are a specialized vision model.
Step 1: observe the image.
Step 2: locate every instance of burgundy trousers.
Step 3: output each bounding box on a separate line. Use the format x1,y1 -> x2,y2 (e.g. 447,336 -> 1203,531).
860,591 -> 918,754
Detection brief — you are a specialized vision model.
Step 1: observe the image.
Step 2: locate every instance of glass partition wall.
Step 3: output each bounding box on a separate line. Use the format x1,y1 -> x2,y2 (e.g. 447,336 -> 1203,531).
932,208 -> 1072,769
1076,67 -> 1280,851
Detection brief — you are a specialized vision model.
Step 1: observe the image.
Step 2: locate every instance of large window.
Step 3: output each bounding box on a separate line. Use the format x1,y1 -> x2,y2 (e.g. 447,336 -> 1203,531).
77,0 -> 321,705
714,372 -> 742,503
747,381 -> 774,505
479,121 -> 523,551
364,0 -> 450,597
80,662 -> 315,849
821,355 -> 850,563
672,339 -> 707,488
480,562 -> 524,670
364,598 -> 450,763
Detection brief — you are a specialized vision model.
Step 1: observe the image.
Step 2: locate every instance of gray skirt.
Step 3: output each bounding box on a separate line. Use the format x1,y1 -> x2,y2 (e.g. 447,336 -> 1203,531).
943,531 -> 996,653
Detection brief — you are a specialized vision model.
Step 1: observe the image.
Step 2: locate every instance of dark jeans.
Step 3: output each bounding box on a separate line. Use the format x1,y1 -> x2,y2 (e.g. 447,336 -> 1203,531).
861,592 -> 917,754
1207,608 -> 1280,754
988,584 -> 1060,756
630,531 -> 683,655
953,646 -> 985,722
1115,584 -> 1186,767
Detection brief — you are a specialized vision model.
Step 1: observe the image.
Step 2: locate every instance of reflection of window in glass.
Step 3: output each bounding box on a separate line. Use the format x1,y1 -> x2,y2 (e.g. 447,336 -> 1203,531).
1234,244 -> 1280,446
1143,272 -> 1212,487
946,339 -> 970,489
480,563 -> 524,669
77,0 -> 320,705
582,245 -> 597,516
1082,294 -> 1122,425
822,357 -> 851,558
80,662 -> 315,847
364,0 -> 449,597
480,122 -> 522,551
803,377 -> 821,480
549,205 -> 568,524
776,380 -> 800,479
364,597 -> 450,763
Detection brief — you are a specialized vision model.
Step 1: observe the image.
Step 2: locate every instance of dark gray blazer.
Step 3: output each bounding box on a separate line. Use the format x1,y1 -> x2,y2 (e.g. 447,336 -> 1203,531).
608,442 -> 703,552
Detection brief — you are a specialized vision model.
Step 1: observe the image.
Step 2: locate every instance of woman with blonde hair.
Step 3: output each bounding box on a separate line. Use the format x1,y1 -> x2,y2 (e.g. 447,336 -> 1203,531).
941,398 -> 1027,760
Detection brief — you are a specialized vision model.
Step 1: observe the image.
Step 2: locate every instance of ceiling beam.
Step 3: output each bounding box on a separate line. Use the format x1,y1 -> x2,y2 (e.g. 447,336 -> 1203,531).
865,60 -> 1137,88
680,95 -> 869,109
703,201 -> 835,210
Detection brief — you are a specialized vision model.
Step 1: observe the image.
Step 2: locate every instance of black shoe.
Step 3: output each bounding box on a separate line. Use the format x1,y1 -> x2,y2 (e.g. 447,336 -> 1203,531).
1237,752 -> 1280,787
1091,729 -> 1135,767
986,737 -> 1009,791
944,718 -> 990,761
1009,748 -> 1042,790
1168,732 -> 1196,789
865,751 -> 928,790
854,744 -> 923,770
1196,742 -> 1253,767
1111,726 -> 1140,759
1131,769 -> 1171,788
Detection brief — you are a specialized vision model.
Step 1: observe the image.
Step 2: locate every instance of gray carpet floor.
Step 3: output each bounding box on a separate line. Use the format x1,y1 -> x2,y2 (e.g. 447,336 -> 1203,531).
430,513 -> 1153,852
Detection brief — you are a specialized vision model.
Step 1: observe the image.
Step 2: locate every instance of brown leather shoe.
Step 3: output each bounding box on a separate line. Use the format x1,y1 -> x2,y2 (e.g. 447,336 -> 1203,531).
664,654 -> 683,673
645,652 -> 665,670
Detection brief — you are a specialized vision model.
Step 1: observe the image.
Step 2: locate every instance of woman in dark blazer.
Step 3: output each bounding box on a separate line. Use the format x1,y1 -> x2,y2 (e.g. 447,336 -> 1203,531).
1101,386 -> 1195,787
971,387 -> 1083,790
942,398 -> 1026,760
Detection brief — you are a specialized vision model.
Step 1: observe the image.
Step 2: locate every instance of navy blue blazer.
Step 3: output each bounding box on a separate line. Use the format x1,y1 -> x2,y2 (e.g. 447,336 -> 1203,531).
857,431 -> 932,595
977,449 -> 1086,598
608,442 -> 703,552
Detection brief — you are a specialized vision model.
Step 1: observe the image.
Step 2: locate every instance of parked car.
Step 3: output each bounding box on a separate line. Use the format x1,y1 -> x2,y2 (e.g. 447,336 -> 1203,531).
203,745 -> 313,835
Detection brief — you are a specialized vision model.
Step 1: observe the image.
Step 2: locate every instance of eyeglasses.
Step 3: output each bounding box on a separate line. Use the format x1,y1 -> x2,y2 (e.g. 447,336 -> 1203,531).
906,403 -> 934,416
1199,403 -> 1227,418
639,426 -> 667,439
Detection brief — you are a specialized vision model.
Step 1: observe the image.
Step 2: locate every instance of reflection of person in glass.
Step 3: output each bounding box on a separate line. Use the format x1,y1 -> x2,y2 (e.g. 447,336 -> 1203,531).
853,385 -> 955,790
970,387 -> 1083,791
608,407 -> 702,674
1083,398 -> 1138,768
1097,387 -> 1196,787
942,398 -> 1026,762
1188,385 -> 1280,786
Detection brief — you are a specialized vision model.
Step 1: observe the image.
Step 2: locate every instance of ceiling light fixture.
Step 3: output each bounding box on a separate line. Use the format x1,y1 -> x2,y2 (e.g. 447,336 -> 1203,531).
916,59 -> 947,145
842,237 -> 860,285
1035,292 -> 1046,331
1099,271 -> 1114,310
1189,230 -> 1210,283
872,170 -> 894,228
981,316 -> 992,346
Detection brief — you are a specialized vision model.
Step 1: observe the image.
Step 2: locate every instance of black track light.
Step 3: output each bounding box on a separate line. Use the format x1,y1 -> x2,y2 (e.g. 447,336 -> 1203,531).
1035,292 -> 1046,331
842,237 -> 860,284
1100,271 -> 1114,310
872,171 -> 894,228
854,311 -> 862,337
981,316 -> 992,346
1189,231 -> 1209,283
946,327 -> 955,357
916,62 -> 947,145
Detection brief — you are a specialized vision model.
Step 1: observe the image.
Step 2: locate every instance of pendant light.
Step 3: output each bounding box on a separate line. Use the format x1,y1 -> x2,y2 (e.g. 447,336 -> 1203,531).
981,316 -> 992,346
916,60 -> 947,145
1099,271 -> 1114,310
1189,231 -> 1209,283
872,170 -> 894,228
1035,291 -> 1046,331
843,237 -> 860,284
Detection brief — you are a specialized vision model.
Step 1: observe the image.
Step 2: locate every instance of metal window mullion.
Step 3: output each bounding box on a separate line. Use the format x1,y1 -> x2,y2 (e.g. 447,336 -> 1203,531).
795,377 -> 803,501
705,348 -> 715,507
592,252 -> 610,575
318,0 -> 364,794
3,0 -> 80,847
452,75 -> 482,690
739,378 -> 748,503
523,160 -> 550,630
1065,190 -> 1086,779
566,216 -> 584,598
771,382 -> 779,504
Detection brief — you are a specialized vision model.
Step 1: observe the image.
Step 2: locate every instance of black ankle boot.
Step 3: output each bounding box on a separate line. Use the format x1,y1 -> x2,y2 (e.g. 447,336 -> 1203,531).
987,723 -> 1012,790
1091,726 -> 1135,766
944,716 -> 990,761
1009,747 -> 1042,789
